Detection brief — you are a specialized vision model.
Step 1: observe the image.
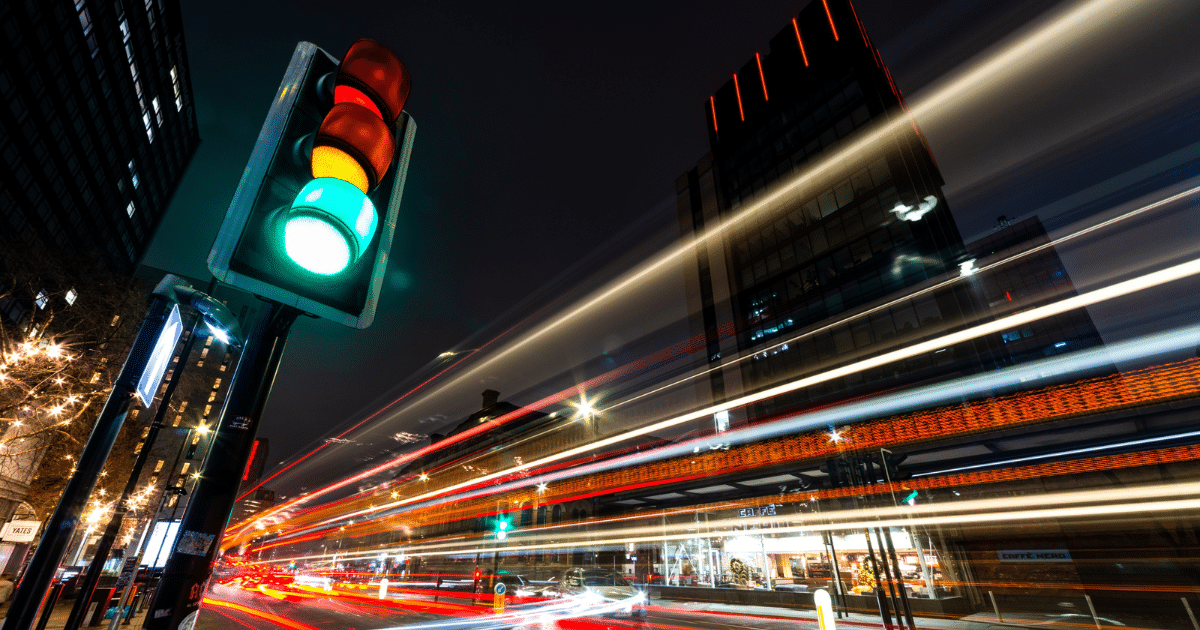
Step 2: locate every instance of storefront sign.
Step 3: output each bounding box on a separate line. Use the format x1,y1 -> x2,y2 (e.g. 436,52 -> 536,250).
738,504 -> 776,518
997,549 -> 1072,562
1,520 -> 40,542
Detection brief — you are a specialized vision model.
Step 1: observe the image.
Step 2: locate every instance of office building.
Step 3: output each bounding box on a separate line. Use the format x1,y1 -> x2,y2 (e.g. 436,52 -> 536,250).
0,0 -> 199,273
679,0 -> 978,421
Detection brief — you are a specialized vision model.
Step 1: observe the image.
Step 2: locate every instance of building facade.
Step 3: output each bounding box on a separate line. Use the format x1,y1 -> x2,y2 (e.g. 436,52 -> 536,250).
679,0 -> 980,423
0,0 -> 199,273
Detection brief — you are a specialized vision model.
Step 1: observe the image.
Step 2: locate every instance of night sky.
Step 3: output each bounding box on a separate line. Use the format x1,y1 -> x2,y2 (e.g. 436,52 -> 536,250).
142,0 -> 1200,475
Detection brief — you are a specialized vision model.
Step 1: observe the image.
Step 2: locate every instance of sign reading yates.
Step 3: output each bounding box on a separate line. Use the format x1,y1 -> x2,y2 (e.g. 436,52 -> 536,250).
1,520 -> 41,543
998,549 -> 1072,562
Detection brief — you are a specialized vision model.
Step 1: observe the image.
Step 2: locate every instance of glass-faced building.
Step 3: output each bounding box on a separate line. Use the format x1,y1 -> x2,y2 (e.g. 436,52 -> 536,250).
0,0 -> 199,273
680,0 -> 980,419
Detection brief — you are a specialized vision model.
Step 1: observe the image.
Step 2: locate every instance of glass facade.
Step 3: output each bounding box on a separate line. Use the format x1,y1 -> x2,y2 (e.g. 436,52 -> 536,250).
0,0 -> 199,274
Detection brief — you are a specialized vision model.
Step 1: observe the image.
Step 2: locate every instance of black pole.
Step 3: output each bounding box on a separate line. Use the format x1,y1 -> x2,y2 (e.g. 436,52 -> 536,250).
62,314 -> 207,630
5,297 -> 170,630
141,301 -> 299,630
884,527 -> 917,630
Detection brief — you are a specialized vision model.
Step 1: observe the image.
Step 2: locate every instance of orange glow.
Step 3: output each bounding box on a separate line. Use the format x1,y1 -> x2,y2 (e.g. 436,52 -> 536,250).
822,0 -> 840,41
732,73 -> 745,121
755,53 -> 769,101
792,18 -> 809,67
709,95 -> 718,134
311,145 -> 369,192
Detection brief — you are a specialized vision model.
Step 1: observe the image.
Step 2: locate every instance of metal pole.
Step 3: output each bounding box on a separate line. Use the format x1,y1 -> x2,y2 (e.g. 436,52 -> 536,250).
141,301 -> 299,630
883,527 -> 916,630
989,590 -> 1002,622
64,315 -> 207,630
4,297 -> 170,630
863,529 -> 894,630
823,531 -> 847,618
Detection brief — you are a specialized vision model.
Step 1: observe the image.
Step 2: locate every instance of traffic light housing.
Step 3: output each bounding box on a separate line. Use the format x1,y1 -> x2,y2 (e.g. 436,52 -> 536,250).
495,517 -> 510,540
208,40 -> 416,328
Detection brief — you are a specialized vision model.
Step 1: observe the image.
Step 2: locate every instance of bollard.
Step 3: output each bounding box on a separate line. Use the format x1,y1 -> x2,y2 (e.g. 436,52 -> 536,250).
989,591 -> 1003,623
815,589 -> 836,630
379,578 -> 389,600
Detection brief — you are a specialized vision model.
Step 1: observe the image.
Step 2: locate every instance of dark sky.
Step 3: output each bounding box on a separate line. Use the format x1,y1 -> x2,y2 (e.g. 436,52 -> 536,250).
142,0 -> 1200,471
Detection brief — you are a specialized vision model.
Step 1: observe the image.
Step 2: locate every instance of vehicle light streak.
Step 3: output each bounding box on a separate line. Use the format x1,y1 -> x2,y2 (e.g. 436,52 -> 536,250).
201,597 -> 323,630
236,177 -> 1199,542
247,325 -> 1200,551
271,482 -> 1200,563
283,264 -> 1200,532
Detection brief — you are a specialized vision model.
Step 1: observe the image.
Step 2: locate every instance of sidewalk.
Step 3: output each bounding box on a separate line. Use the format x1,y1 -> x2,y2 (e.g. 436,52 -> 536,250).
656,598 -> 1044,630
2,597 -> 151,630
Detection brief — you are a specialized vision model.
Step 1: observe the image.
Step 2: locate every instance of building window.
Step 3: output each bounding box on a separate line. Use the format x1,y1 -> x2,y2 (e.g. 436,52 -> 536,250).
129,160 -> 139,188
36,290 -> 48,310
170,66 -> 182,111
152,97 -> 162,126
154,460 -> 164,472
172,414 -> 181,427
65,288 -> 78,305
126,201 -> 135,217
180,462 -> 190,474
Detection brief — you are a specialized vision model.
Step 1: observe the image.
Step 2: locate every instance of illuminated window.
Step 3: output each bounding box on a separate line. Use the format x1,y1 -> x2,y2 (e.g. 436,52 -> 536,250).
65,288 -> 77,305
128,160 -> 139,188
170,66 -> 182,111
152,97 -> 162,126
172,415 -> 181,427
179,401 -> 188,411
203,404 -> 211,417
35,290 -> 48,310
180,462 -> 190,474
126,201 -> 135,217
192,433 -> 201,445
212,378 -> 222,389
119,19 -> 130,43
153,460 -> 164,472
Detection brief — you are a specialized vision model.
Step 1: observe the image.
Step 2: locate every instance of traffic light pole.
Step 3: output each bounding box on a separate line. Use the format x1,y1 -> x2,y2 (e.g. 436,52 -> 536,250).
141,300 -> 300,630
4,297 -> 170,630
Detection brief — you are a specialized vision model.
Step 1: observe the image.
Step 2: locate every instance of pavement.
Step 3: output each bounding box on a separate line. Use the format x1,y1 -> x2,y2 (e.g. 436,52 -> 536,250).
1,596 -> 151,630
654,599 -> 1040,630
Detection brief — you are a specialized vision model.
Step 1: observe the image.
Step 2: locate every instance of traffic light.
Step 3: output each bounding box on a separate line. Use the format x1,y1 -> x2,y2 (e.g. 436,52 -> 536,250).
208,40 -> 415,328
495,518 -> 510,541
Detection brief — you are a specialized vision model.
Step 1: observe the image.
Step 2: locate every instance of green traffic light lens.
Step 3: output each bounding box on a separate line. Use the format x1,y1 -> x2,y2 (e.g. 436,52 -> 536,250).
284,216 -> 351,275
284,178 -> 379,275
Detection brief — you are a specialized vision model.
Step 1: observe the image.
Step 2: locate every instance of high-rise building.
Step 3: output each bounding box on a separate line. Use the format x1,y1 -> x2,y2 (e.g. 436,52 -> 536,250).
679,0 -> 977,421
0,0 -> 199,274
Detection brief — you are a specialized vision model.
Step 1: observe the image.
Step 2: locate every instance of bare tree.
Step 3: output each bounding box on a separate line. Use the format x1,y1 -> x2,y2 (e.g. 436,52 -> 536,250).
0,241 -> 149,526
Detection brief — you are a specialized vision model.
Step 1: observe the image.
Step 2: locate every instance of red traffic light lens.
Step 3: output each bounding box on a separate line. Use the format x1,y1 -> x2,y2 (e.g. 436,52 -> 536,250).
336,39 -> 410,124
333,85 -> 382,120
313,102 -> 394,191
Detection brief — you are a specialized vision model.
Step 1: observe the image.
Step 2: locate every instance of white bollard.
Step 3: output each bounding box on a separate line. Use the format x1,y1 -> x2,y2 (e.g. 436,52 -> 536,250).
815,588 -> 836,630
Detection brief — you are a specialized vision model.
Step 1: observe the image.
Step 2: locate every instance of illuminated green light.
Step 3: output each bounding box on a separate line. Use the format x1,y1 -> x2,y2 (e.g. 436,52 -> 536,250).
284,216 -> 350,275
283,178 -> 378,275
